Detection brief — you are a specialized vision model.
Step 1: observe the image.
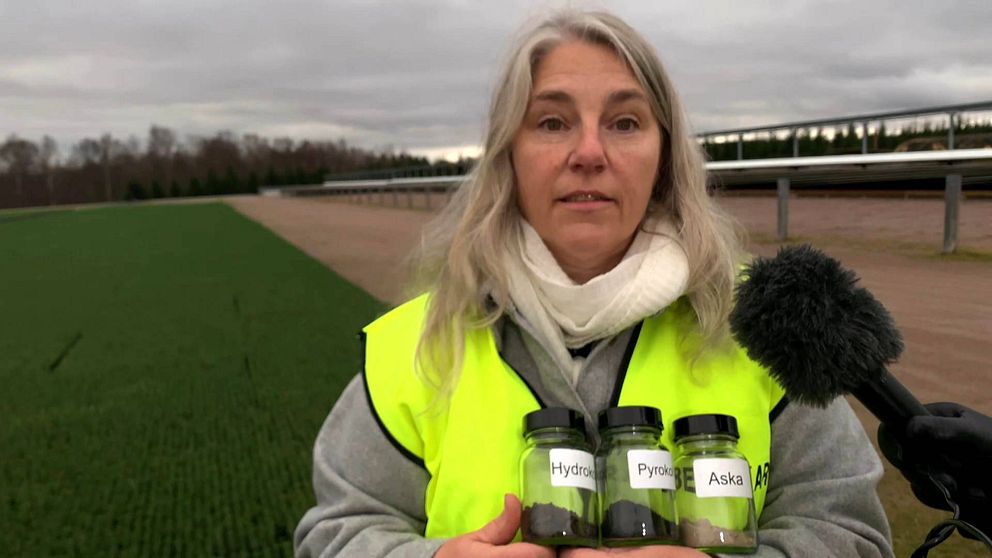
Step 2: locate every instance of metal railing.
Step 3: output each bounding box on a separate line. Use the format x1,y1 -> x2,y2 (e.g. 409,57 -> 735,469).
260,175 -> 463,210
324,162 -> 472,182
699,100 -> 992,160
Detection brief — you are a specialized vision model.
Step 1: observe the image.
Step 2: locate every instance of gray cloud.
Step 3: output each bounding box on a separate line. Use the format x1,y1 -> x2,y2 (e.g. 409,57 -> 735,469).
1,0 -> 989,159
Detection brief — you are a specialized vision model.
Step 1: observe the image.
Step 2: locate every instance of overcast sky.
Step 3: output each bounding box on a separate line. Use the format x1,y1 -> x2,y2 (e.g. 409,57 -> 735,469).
1,0 -> 990,161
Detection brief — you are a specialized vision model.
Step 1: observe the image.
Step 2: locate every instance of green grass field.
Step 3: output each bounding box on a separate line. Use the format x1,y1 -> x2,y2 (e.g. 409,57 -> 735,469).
0,203 -> 384,556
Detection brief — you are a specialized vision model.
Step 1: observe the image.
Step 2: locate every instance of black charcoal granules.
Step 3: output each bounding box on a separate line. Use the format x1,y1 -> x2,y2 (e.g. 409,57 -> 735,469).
601,499 -> 677,542
521,502 -> 597,546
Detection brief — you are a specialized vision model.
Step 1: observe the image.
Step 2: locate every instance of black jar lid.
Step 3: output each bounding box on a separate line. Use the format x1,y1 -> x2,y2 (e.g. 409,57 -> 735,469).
524,407 -> 585,434
597,406 -> 663,431
673,414 -> 739,441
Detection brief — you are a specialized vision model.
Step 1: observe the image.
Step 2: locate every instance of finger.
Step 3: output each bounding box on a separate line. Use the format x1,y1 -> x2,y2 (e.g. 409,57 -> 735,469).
562,547 -> 704,557
558,548 -> 643,556
876,422 -> 906,468
917,402 -> 992,453
494,542 -> 558,558
473,493 -> 522,545
906,415 -> 976,449
909,478 -> 955,512
922,402 -> 968,418
611,546 -> 708,557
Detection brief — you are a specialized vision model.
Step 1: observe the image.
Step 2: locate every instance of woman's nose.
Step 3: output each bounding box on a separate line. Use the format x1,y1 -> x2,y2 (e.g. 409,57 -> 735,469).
568,125 -> 606,175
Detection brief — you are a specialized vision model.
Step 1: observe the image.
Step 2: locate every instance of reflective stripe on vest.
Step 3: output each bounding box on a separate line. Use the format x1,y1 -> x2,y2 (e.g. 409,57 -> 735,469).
363,294 -> 786,539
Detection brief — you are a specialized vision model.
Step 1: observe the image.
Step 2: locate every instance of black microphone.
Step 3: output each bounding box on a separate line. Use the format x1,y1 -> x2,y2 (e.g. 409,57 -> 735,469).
729,244 -> 928,426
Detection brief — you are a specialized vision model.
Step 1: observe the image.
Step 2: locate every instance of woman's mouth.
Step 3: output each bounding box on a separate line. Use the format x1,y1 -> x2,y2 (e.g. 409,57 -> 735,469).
557,190 -> 614,209
561,192 -> 610,202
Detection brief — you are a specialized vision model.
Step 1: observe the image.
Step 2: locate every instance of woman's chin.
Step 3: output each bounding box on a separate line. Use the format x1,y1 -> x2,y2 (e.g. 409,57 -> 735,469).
548,230 -> 629,272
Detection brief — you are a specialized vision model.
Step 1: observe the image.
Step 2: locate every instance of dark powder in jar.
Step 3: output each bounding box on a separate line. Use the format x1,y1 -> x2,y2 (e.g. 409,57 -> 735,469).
521,502 -> 597,546
679,517 -> 756,549
601,499 -> 677,542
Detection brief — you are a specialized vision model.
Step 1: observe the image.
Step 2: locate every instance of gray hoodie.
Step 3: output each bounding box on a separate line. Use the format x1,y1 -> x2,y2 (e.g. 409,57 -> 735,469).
294,310 -> 894,558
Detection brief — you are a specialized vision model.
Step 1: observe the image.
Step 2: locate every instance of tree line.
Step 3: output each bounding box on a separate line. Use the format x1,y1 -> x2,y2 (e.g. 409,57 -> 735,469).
3,118 -> 991,210
703,118 -> 992,161
0,126 -> 440,210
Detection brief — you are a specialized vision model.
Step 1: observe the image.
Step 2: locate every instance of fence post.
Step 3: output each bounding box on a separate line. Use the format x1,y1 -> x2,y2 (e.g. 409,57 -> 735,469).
425,185 -> 432,209
407,187 -> 414,209
737,134 -> 743,160
943,174 -> 961,254
861,121 -> 868,154
777,177 -> 790,241
792,129 -> 799,157
392,188 -> 399,207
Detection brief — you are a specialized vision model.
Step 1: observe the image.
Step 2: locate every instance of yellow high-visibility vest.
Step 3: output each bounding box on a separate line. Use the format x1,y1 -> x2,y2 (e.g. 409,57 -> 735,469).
363,294 -> 786,538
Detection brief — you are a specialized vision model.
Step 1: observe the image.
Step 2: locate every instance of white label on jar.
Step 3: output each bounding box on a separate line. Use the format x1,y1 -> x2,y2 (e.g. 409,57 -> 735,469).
693,458 -> 753,498
627,449 -> 675,490
548,448 -> 597,491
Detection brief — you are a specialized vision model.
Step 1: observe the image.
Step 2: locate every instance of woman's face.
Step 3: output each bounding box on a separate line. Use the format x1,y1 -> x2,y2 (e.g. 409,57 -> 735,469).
511,40 -> 662,284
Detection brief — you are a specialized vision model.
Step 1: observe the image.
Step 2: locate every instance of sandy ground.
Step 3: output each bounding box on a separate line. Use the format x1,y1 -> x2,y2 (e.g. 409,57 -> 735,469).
229,196 -> 434,303
228,193 -> 992,554
729,195 -> 992,253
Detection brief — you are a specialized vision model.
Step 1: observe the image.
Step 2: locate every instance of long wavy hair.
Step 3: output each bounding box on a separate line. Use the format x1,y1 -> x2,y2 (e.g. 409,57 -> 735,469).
409,10 -> 745,399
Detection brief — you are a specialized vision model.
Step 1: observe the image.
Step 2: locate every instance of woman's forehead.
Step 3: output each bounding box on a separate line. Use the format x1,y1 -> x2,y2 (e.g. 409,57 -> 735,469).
531,40 -> 644,99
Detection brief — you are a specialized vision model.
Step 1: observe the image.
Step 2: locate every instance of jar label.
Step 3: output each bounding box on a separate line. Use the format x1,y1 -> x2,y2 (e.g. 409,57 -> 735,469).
548,448 -> 597,491
627,449 -> 675,490
692,458 -> 753,498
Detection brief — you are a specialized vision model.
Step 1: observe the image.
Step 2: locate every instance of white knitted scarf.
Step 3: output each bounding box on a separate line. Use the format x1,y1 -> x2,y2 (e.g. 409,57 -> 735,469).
504,216 -> 690,384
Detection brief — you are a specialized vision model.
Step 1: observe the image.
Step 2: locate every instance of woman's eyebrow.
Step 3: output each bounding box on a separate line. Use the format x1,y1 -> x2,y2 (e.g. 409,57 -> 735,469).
606,89 -> 648,106
532,90 -> 573,104
530,88 -> 647,107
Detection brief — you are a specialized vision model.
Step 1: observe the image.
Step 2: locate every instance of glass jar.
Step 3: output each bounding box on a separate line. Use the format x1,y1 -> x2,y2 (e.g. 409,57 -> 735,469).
673,414 -> 757,554
597,406 -> 678,547
519,407 -> 598,547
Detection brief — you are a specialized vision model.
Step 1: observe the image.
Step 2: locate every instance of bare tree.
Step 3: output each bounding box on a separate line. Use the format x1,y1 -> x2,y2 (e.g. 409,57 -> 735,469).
0,134 -> 40,198
99,134 -> 114,201
39,136 -> 58,205
72,137 -> 102,166
97,133 -> 135,201
148,125 -> 177,187
241,133 -> 269,167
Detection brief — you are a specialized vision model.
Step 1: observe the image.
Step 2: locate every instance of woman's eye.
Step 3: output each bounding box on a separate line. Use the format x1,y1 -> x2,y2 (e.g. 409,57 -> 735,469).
539,118 -> 565,132
614,118 -> 639,132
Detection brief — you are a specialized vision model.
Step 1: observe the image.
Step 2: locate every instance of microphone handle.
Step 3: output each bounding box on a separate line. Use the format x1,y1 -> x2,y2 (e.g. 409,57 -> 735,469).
851,367 -> 930,427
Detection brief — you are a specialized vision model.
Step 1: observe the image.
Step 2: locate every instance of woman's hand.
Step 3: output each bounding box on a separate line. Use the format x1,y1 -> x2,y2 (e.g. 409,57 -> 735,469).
435,494 -> 556,558
560,546 -> 709,557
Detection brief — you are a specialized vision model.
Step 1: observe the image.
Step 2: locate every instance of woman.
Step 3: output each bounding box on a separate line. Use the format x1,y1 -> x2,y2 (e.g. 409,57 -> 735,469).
295,10 -> 894,558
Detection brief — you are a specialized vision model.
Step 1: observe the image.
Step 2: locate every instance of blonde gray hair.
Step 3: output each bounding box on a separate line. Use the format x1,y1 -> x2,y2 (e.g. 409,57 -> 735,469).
410,10 -> 745,398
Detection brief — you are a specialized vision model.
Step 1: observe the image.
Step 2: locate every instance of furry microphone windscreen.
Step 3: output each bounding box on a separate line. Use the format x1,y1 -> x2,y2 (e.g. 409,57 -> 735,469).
729,244 -> 905,407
